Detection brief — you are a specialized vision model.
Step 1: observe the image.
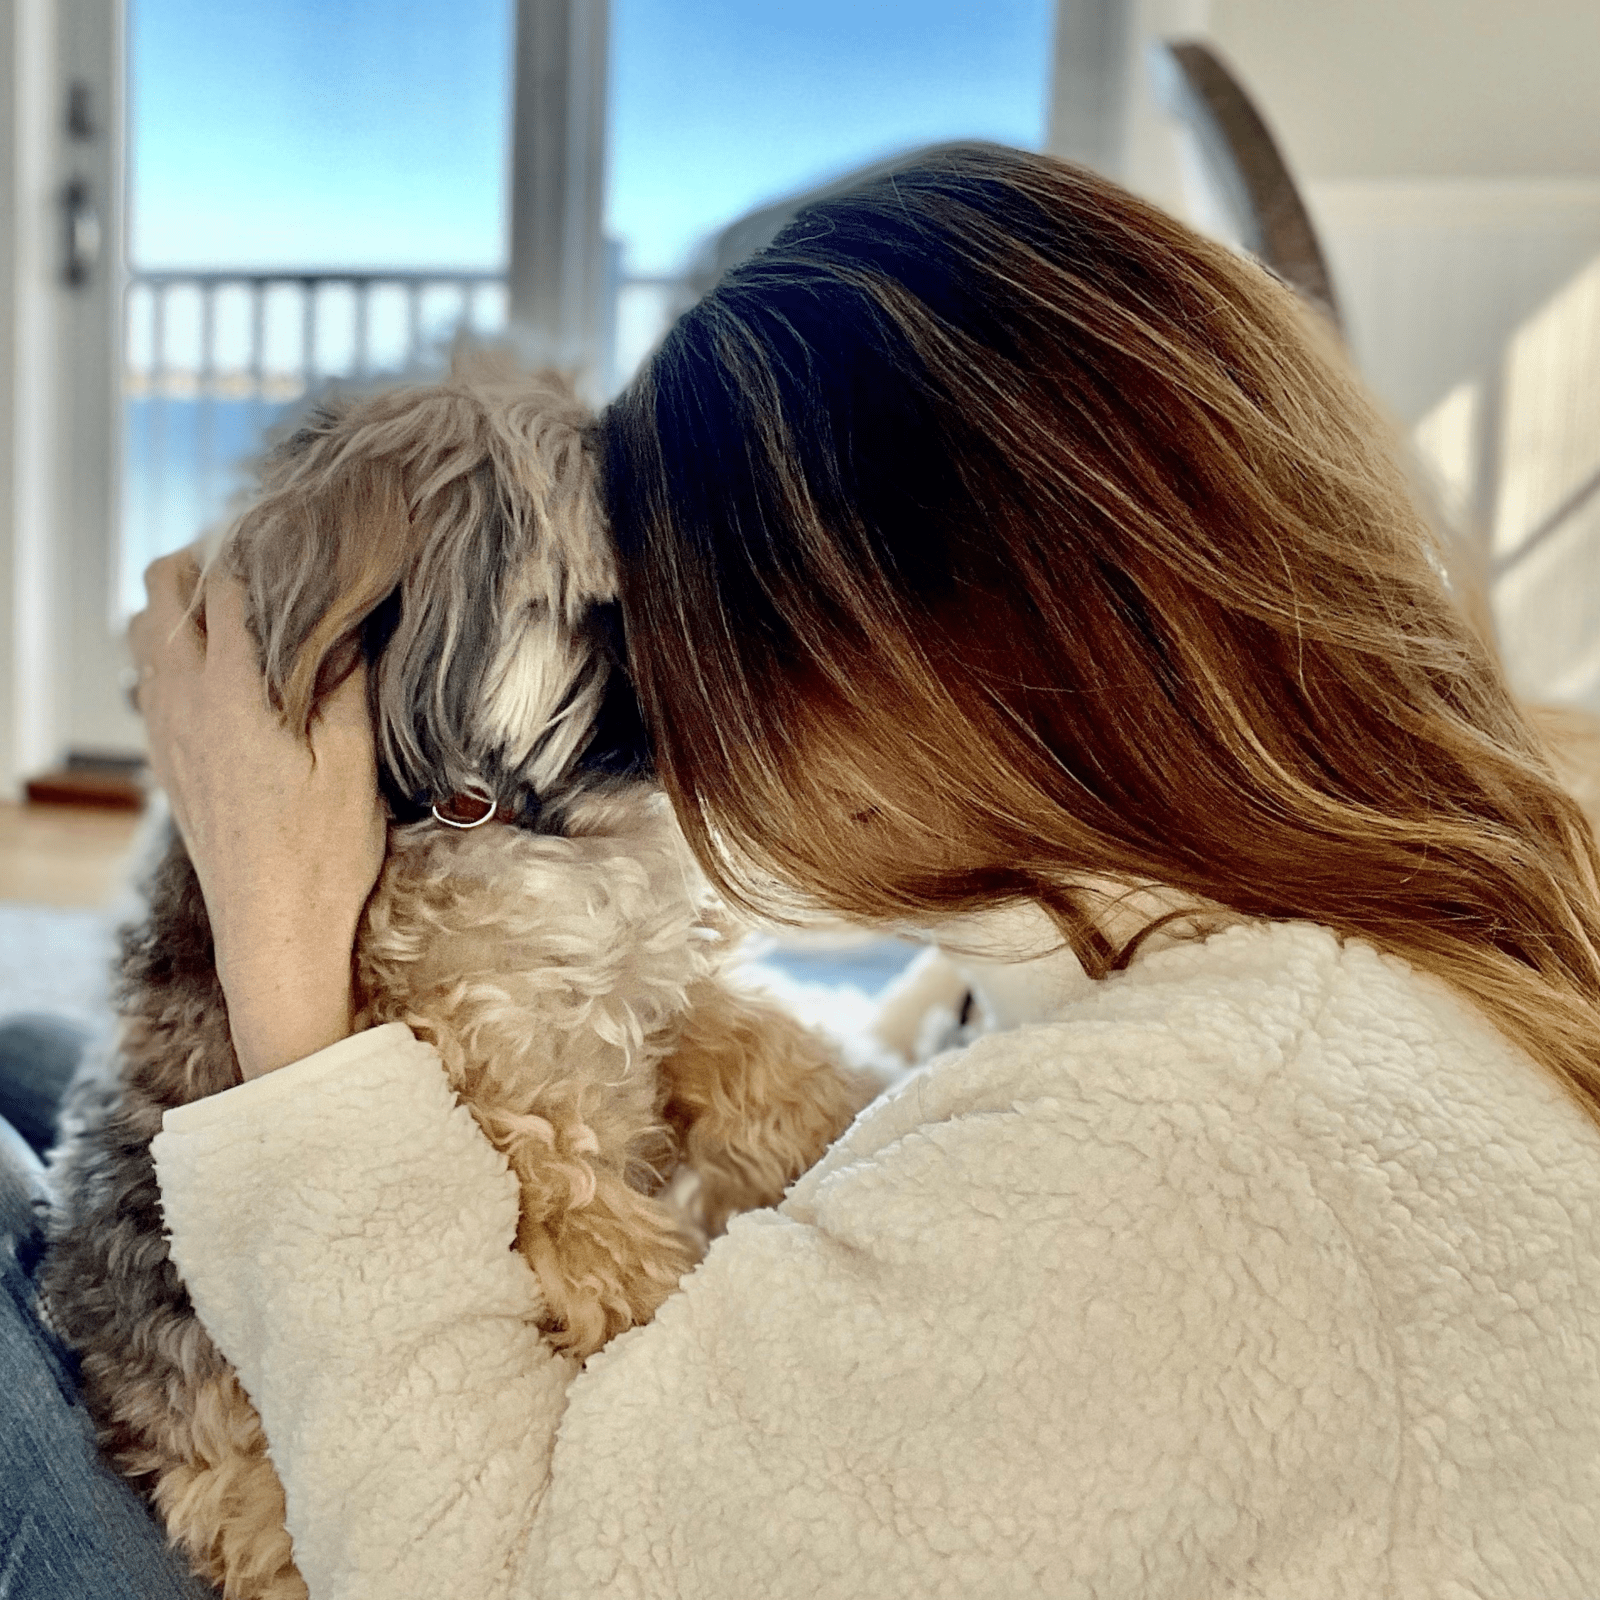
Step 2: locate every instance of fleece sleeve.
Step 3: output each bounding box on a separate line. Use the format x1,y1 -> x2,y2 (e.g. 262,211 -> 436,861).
154,1016 -> 1404,1600
151,1023 -> 572,1600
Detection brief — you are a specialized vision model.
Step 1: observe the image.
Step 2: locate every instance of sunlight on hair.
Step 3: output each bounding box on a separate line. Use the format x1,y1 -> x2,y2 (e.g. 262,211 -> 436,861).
607,144 -> 1600,1140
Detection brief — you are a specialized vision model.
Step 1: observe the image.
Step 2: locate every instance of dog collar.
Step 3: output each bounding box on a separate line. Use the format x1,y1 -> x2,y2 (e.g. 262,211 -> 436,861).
431,786 -> 519,830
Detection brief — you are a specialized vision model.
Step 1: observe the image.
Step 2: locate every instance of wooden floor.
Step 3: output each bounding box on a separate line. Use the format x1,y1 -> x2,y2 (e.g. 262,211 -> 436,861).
0,801 -> 144,908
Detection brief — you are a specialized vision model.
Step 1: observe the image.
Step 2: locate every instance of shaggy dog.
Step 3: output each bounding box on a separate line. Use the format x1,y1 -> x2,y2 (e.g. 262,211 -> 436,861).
40,363 -> 879,1600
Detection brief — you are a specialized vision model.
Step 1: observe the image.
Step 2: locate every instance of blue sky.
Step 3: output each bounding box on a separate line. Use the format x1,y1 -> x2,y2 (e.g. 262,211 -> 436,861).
130,0 -> 1053,275
608,0 -> 1054,272
129,0 -> 515,268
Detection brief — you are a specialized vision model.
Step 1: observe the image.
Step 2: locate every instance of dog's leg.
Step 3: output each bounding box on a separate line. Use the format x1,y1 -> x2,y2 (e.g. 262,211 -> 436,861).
151,1372 -> 305,1600
871,946 -> 971,1062
472,1103 -> 701,1360
520,1177 -> 700,1359
656,980 -> 882,1239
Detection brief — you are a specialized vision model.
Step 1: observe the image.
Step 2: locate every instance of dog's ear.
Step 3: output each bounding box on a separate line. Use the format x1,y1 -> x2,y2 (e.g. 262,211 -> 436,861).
222,385 -> 510,754
225,448 -> 422,740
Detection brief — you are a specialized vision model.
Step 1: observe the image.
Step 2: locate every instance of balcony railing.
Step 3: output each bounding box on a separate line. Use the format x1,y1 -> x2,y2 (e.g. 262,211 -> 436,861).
125,268 -> 511,399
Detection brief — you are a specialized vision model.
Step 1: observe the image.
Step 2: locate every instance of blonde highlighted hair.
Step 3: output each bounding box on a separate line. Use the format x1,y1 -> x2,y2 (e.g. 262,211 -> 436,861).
601,142 -> 1600,1131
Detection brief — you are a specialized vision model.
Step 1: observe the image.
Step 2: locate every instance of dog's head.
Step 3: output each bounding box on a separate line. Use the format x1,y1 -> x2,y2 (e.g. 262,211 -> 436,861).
219,355 -> 650,830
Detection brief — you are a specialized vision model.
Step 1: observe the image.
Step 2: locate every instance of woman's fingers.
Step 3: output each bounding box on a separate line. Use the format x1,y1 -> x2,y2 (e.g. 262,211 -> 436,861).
121,542 -> 386,1077
199,572 -> 268,696
129,549 -> 205,681
142,547 -> 203,631
315,652 -> 372,734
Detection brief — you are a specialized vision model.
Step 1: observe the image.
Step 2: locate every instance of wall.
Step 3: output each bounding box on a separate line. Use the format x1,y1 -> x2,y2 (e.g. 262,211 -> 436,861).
1075,0 -> 1600,711
0,0 -> 129,794
1207,0 -> 1600,181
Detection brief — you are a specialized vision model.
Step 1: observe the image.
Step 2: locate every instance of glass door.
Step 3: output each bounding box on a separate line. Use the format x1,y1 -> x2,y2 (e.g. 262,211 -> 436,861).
121,0 -> 517,613
62,0 -> 518,761
63,0 -> 1055,764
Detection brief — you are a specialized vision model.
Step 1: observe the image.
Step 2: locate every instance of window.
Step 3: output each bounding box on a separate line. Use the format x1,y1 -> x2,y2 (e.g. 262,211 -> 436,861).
123,0 -> 515,610
607,0 -> 1054,379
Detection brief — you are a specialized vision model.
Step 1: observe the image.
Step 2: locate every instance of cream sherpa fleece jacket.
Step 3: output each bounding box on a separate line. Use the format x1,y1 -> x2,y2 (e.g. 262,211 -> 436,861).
151,919 -> 1600,1599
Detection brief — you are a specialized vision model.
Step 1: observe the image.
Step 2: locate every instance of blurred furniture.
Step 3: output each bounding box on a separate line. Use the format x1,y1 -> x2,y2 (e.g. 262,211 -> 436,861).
1151,39 -> 1342,334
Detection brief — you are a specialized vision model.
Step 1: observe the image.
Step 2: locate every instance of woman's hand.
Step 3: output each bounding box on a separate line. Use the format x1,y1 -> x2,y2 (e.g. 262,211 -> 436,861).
129,548 -> 387,1080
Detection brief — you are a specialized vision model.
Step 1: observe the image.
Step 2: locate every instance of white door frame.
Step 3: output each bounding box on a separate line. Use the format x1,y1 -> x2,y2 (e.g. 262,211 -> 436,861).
56,0 -> 134,762
508,0 -> 610,395
0,0 -> 130,791
0,0 -> 62,794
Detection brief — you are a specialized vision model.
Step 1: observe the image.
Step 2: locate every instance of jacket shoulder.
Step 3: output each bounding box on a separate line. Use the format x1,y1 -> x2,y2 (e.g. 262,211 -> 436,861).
787,919 -> 1346,1217
546,920 -> 1405,1594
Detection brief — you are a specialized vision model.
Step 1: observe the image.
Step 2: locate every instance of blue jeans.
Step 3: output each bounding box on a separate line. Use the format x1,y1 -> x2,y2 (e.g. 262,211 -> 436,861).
0,1020 -> 218,1599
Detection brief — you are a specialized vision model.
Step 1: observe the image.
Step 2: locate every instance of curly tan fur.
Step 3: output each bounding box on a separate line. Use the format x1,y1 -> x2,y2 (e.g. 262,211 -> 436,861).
41,361 -> 878,1599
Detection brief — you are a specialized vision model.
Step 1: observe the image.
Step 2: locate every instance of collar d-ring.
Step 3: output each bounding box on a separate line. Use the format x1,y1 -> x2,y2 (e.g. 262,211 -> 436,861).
431,785 -> 499,829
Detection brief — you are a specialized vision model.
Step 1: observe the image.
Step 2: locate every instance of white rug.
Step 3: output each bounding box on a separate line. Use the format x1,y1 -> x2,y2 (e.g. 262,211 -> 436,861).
0,903 -> 118,1029
0,902 -> 920,1047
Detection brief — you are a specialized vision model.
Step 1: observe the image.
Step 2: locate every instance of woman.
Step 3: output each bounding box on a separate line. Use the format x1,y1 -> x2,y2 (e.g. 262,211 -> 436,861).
13,143 -> 1600,1597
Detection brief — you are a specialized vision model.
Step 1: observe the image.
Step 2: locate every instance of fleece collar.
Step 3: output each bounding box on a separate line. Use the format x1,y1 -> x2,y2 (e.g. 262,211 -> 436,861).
931,885 -> 1225,1031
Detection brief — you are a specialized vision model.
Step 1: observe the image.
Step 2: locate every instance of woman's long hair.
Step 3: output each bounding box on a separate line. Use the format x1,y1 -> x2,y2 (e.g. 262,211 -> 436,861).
601,142 -> 1600,1130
